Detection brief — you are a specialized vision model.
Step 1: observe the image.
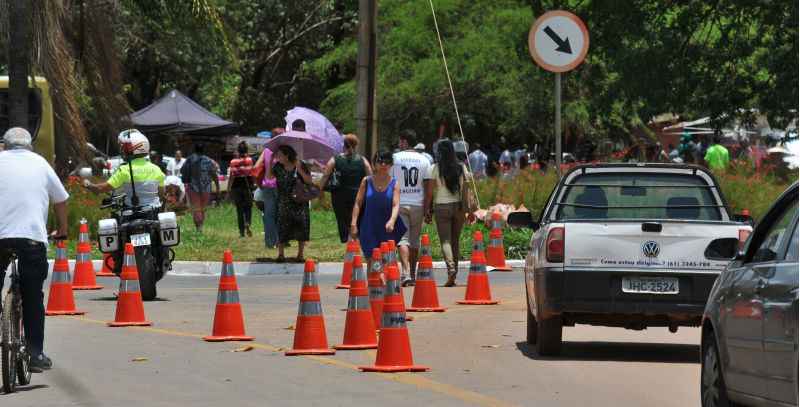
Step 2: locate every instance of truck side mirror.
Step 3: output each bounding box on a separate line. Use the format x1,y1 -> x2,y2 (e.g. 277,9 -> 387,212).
507,212 -> 539,231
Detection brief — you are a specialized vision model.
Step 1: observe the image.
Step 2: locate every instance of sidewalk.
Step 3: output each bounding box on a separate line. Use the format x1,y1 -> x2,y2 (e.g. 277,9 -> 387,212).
50,259 -> 525,276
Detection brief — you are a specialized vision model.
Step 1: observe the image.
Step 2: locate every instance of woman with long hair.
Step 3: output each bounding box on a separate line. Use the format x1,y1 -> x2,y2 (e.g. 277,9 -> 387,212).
228,141 -> 255,237
350,150 -> 406,269
428,140 -> 475,286
267,145 -> 312,262
320,134 -> 372,243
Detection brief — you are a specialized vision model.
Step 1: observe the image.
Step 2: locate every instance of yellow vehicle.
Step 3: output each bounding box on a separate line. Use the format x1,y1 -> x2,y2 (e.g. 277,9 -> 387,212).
0,76 -> 55,164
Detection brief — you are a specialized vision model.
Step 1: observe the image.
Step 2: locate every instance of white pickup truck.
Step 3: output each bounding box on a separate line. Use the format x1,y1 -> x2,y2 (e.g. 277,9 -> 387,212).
508,164 -> 753,356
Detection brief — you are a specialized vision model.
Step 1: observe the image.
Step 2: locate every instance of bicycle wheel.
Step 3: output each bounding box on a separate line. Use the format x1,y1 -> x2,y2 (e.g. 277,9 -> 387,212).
2,293 -> 17,393
15,300 -> 31,386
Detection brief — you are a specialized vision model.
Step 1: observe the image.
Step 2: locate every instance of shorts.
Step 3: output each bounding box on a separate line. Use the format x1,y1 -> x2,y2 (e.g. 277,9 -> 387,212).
398,205 -> 424,249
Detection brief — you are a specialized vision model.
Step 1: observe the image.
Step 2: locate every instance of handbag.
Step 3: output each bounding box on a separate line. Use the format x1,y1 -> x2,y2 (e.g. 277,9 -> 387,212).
292,167 -> 321,203
324,155 -> 342,192
459,169 -> 479,213
251,162 -> 265,185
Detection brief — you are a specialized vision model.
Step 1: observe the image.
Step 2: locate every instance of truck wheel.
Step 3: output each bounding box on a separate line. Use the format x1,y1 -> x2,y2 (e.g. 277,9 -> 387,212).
134,246 -> 158,301
536,316 -> 562,356
526,292 -> 537,345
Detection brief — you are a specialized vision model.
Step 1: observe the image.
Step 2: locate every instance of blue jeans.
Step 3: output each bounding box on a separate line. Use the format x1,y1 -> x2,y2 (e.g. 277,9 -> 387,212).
261,187 -> 279,248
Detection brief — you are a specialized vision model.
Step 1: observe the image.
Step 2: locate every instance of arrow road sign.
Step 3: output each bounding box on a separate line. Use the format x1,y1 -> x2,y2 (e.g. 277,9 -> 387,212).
543,26 -> 572,54
528,10 -> 589,73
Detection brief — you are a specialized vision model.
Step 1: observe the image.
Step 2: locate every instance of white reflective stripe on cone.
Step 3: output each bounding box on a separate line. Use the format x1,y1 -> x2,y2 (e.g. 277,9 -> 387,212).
76,253 -> 91,262
217,290 -> 240,304
220,263 -> 235,276
79,233 -> 90,243
351,266 -> 367,282
298,301 -> 323,316
416,268 -> 433,279
385,280 -> 401,296
119,280 -> 141,293
381,312 -> 407,328
123,255 -> 136,267
490,238 -> 503,247
302,272 -> 318,287
347,296 -> 371,310
52,271 -> 72,283
369,286 -> 384,299
55,248 -> 67,259
469,264 -> 487,274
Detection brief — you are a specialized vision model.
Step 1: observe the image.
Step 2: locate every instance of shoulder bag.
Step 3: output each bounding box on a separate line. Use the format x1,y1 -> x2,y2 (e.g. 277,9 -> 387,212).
324,155 -> 342,192
459,167 -> 479,213
292,166 -> 321,203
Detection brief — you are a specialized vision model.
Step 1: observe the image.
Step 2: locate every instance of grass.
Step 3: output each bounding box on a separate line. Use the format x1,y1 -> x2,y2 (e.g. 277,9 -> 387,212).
51,164 -> 795,261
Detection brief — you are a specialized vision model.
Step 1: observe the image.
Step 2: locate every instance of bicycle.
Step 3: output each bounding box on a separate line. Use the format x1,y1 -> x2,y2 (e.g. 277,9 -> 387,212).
1,251 -> 32,393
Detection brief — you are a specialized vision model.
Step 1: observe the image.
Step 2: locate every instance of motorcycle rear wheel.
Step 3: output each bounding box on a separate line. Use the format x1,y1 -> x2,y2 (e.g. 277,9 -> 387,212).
134,246 -> 158,301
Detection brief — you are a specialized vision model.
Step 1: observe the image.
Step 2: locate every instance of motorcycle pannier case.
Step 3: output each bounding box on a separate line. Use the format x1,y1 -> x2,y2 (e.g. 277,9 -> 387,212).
97,218 -> 119,253
158,212 -> 180,247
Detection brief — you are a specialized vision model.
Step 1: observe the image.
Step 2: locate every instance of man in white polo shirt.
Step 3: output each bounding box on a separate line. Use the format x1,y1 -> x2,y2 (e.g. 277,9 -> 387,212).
0,127 -> 69,373
392,130 -> 432,286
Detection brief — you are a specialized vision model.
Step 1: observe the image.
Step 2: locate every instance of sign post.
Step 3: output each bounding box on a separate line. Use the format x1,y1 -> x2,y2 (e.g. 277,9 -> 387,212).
528,10 -> 589,178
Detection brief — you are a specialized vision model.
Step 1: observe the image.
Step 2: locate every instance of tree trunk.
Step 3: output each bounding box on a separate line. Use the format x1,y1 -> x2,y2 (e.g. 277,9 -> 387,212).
8,0 -> 32,129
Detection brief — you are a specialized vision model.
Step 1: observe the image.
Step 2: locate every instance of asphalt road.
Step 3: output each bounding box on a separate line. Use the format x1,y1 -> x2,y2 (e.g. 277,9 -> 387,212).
4,267 -> 701,406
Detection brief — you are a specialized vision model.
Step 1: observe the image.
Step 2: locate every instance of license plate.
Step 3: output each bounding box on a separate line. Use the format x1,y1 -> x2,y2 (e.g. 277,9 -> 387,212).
130,233 -> 151,247
622,277 -> 679,294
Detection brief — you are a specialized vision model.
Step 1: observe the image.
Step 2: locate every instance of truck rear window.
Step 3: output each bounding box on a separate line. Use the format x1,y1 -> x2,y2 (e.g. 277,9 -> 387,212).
554,173 -> 723,221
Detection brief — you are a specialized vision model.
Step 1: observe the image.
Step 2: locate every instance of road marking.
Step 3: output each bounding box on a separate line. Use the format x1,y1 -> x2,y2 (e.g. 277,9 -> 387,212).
67,316 -> 519,407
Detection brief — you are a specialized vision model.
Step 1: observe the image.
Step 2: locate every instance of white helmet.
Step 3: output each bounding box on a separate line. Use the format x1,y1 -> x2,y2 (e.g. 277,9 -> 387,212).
118,129 -> 149,156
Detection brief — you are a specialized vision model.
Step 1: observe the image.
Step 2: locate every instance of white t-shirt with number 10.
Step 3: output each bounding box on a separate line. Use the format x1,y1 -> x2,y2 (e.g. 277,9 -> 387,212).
392,150 -> 432,207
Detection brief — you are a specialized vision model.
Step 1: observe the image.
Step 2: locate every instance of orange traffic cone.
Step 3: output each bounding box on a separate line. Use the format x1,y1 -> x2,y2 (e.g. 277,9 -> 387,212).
97,253 -> 116,277
486,212 -> 512,271
108,243 -> 151,327
359,262 -> 428,372
204,250 -> 254,342
381,241 -> 413,321
408,235 -> 445,312
335,255 -> 377,350
368,248 -> 385,330
457,231 -> 499,305
337,239 -> 359,289
286,260 -> 336,355
46,240 -> 85,316
72,219 -> 103,290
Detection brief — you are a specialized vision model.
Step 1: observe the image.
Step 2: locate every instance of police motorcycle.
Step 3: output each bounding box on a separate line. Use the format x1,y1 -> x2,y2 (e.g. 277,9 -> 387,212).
83,131 -> 180,301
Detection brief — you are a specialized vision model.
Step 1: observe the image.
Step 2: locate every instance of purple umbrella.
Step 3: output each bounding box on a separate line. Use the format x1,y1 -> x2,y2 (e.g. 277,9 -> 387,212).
265,130 -> 337,163
285,107 -> 343,153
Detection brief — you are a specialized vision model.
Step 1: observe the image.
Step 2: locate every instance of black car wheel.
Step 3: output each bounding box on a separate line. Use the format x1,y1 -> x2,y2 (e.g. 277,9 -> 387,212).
536,316 -> 562,356
701,336 -> 731,407
526,291 -> 537,345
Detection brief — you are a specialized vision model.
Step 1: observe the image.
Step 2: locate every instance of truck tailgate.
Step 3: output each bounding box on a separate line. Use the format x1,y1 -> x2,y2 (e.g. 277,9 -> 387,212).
563,222 -> 740,272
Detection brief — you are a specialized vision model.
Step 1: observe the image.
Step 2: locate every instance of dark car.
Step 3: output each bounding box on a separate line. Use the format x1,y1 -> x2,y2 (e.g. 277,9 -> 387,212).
701,182 -> 798,407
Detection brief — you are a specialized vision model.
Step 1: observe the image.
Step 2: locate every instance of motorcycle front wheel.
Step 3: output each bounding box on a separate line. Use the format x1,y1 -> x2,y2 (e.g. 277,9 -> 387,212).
134,246 -> 157,301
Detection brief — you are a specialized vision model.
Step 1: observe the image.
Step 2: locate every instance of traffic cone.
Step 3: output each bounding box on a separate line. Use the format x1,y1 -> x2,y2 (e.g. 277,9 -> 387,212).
203,250 -> 254,342
486,211 -> 512,271
286,260 -> 335,355
457,231 -> 499,305
108,243 -> 151,327
381,240 -> 413,321
408,235 -> 445,312
72,219 -> 103,289
337,239 -> 359,289
45,240 -> 85,316
335,255 -> 378,350
368,248 -> 385,330
97,253 -> 116,277
359,262 -> 428,372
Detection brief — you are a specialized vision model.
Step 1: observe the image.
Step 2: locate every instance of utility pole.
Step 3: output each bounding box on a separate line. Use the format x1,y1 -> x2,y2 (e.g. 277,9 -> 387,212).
8,0 -> 31,129
356,0 -> 378,159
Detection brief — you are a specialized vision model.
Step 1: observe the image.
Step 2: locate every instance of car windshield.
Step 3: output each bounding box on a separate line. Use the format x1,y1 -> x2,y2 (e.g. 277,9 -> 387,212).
554,172 -> 723,221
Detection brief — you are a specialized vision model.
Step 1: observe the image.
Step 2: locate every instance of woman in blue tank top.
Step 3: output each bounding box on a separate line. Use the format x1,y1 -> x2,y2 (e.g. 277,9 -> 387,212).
350,150 -> 406,267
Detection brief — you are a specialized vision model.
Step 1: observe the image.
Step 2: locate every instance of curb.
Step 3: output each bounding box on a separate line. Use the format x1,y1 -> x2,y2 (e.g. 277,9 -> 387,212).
45,259 -> 525,277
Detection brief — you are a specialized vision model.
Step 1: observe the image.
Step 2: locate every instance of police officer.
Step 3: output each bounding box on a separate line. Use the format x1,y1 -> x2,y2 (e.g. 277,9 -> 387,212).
84,129 -> 165,209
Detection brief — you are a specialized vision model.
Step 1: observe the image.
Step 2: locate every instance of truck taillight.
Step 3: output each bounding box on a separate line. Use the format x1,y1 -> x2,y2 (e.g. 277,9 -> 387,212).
738,229 -> 751,251
546,227 -> 565,263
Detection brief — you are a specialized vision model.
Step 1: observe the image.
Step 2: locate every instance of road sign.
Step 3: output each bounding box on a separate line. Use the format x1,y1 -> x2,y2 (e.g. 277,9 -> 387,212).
528,10 -> 589,73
